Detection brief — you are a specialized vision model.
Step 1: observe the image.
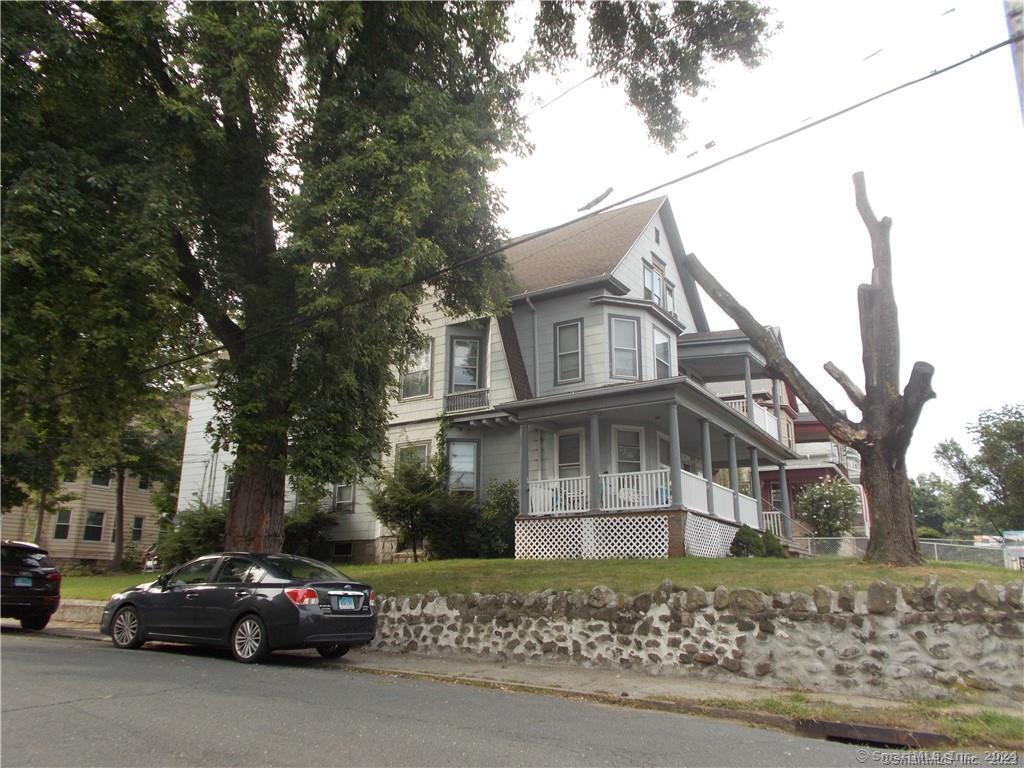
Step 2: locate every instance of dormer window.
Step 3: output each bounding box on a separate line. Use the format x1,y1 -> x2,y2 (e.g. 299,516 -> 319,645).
643,257 -> 665,307
665,282 -> 676,317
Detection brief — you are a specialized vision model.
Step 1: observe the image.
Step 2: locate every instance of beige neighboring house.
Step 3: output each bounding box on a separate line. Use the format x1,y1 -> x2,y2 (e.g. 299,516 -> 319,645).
2,469 -> 163,566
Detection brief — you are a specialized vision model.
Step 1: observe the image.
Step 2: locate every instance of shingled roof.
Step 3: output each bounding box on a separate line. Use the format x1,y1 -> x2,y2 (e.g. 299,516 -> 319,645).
503,197 -> 665,294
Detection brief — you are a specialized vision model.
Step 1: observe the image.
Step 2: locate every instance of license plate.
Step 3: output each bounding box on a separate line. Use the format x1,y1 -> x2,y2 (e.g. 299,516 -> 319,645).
336,595 -> 355,611
14,577 -> 32,587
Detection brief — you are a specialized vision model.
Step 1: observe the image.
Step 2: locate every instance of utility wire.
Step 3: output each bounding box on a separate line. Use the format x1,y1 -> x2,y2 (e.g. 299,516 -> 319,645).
29,33 -> 1021,405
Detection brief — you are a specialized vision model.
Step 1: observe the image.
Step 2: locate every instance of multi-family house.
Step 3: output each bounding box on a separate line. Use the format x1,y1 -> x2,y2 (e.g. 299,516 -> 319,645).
177,197 -> 804,562
3,470 -> 163,566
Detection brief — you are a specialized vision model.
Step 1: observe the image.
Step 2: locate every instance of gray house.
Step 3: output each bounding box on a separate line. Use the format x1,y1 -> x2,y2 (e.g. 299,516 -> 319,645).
177,196 -> 802,562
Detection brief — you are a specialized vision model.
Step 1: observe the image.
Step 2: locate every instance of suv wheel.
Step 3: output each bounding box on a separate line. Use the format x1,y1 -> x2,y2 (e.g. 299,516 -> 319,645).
20,613 -> 50,631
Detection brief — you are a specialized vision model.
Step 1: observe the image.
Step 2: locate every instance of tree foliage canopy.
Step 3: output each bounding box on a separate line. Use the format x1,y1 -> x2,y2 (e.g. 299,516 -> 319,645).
796,477 -> 858,538
936,404 -> 1024,535
2,1 -> 773,550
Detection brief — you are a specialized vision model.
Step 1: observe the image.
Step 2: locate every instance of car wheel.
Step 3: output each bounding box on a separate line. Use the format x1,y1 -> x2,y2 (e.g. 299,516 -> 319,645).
316,644 -> 349,659
20,613 -> 50,631
111,605 -> 144,649
231,615 -> 269,663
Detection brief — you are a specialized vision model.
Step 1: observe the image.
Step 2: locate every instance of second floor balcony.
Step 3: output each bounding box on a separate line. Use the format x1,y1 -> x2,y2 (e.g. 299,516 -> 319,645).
723,398 -> 780,440
444,387 -> 490,413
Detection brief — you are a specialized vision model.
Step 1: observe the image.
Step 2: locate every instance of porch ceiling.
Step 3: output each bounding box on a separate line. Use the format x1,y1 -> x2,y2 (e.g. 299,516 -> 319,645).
503,376 -> 799,463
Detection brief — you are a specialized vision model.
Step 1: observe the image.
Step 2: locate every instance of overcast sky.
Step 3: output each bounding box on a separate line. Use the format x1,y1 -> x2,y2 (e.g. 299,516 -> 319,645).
493,0 -> 1023,477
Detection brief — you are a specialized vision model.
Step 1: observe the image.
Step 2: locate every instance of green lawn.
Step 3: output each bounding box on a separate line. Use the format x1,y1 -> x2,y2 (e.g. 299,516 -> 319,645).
60,557 -> 1020,602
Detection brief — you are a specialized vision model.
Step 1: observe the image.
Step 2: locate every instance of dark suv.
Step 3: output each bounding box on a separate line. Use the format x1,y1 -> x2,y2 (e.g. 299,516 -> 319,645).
1,540 -> 62,630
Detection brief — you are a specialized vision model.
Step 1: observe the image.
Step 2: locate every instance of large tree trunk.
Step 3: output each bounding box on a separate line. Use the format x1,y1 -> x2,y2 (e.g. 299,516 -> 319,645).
31,488 -> 48,544
223,419 -> 288,553
678,172 -> 933,566
111,468 -> 126,569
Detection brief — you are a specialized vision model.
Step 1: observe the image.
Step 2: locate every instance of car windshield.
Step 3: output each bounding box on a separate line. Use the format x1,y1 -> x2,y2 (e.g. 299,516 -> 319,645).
262,555 -> 345,582
1,546 -> 53,569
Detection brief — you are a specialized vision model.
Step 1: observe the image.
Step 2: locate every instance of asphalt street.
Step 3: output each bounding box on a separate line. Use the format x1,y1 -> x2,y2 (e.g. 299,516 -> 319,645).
2,629 -> 869,767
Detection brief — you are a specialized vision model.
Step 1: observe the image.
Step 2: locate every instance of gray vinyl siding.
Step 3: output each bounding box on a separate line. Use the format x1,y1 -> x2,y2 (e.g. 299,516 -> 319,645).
527,292 -> 607,398
610,209 -> 698,332
391,299 -> 449,424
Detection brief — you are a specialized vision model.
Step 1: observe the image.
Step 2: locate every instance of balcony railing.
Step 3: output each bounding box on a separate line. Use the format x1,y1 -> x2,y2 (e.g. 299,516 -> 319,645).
444,388 -> 489,413
724,399 -> 780,440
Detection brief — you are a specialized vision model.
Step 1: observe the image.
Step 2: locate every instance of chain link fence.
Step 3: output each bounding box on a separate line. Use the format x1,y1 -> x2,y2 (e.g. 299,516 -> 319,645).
792,536 -> 1009,567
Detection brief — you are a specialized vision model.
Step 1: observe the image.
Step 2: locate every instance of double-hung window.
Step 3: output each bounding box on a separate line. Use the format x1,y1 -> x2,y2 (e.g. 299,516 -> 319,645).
613,427 -> 643,474
554,320 -> 582,384
653,327 -> 672,379
132,516 -> 144,542
396,442 -> 430,468
447,441 -> 478,493
53,510 -> 71,540
450,338 -> 481,392
610,317 -> 640,379
556,431 -> 584,478
643,258 -> 665,307
90,469 -> 111,487
665,282 -> 676,317
400,341 -> 432,400
333,483 -> 355,514
83,511 -> 104,542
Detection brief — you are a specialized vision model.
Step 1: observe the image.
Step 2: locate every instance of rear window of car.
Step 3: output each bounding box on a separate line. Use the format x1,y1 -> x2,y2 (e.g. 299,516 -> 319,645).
262,556 -> 344,582
1,546 -> 54,569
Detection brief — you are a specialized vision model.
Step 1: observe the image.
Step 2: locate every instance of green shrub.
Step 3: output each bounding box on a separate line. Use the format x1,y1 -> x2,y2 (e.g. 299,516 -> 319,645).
761,529 -> 787,558
369,461 -> 439,562
730,525 -> 765,557
154,502 -> 226,568
423,491 -> 481,560
120,542 -> 142,572
478,479 -> 518,558
916,525 -> 944,539
796,477 -> 858,536
283,502 -> 336,560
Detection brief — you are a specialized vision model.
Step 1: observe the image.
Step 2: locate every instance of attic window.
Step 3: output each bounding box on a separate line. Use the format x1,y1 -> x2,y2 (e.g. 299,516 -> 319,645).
643,260 -> 665,307
654,227 -> 660,244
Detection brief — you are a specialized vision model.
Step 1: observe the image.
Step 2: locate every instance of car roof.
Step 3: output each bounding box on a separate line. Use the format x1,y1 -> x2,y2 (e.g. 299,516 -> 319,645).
1,539 -> 48,554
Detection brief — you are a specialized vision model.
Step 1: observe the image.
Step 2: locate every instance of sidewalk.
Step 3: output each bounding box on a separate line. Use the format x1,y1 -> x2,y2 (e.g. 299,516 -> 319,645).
30,619 -> 1010,749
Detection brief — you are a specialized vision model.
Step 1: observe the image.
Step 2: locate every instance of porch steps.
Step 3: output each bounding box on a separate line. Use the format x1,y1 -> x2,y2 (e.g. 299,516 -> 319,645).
780,536 -> 812,558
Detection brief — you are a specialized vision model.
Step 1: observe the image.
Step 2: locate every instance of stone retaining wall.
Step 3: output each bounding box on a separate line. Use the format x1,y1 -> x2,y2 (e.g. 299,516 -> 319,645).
370,578 -> 1024,705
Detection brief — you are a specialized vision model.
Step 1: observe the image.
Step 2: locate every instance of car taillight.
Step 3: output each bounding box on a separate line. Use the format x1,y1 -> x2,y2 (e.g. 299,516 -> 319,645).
369,590 -> 376,604
47,573 -> 62,585
285,587 -> 318,606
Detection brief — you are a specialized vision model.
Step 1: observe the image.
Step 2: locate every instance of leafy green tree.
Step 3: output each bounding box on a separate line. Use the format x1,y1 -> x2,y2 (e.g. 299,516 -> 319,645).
936,404 -> 1024,535
368,461 -> 438,563
910,473 -> 956,536
795,477 -> 859,537
478,479 -> 519,558
3,2 -> 772,552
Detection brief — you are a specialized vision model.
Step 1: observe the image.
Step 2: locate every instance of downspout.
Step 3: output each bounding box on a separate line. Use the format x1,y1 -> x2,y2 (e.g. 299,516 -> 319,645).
525,296 -> 540,482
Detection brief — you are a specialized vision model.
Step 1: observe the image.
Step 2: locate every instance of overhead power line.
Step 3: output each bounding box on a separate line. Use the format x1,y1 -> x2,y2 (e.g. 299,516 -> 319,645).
30,33 -> 1021,405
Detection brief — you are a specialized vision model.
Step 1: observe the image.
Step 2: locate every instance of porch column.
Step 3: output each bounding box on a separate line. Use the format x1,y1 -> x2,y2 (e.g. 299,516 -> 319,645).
772,378 -> 782,424
589,413 -> 600,513
668,402 -> 683,507
700,418 -> 714,514
779,462 -> 792,538
727,434 -> 740,522
749,447 -> 764,530
519,423 -> 529,515
744,357 -> 755,423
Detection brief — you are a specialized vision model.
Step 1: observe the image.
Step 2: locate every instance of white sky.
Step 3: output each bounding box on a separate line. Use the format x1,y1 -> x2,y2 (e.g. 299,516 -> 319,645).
493,0 -> 1024,477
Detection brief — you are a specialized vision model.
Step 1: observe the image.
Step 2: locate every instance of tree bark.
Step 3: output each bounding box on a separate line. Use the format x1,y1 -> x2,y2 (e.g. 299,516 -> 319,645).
678,172 -> 933,566
112,467 -> 126,569
32,488 -> 47,544
223,415 -> 288,553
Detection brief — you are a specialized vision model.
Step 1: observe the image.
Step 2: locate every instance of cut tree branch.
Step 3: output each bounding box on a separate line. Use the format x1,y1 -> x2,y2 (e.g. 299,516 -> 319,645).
824,361 -> 865,408
171,231 -> 245,358
678,250 -> 867,446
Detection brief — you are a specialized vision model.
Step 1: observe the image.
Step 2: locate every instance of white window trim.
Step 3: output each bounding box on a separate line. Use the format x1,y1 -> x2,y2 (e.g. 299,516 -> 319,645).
555,428 -> 586,478
610,316 -> 640,380
554,319 -> 583,385
611,425 -> 646,474
400,339 -> 433,401
653,326 -> 672,379
395,441 -> 431,467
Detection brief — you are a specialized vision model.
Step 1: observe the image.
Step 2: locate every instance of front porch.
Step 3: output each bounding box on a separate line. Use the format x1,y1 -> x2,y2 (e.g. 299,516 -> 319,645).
506,376 -> 802,559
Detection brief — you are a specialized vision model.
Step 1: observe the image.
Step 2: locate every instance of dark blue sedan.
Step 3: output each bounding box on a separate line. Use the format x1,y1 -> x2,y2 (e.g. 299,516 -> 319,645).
100,553 -> 376,663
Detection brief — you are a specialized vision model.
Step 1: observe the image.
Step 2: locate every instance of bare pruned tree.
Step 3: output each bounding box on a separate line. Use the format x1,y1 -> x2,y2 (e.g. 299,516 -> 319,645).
680,172 -> 935,566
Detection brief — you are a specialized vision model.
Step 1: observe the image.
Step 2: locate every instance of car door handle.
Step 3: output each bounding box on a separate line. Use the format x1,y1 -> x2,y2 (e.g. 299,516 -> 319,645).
235,590 -> 251,598
184,591 -> 199,600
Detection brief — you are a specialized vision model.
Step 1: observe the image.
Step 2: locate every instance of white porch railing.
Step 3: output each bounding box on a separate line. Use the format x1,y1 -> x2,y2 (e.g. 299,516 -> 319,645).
528,470 -> 762,526
444,388 -> 489,413
763,509 -> 786,539
680,470 -> 708,512
528,476 -> 589,515
600,469 -> 670,512
724,399 -> 780,440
